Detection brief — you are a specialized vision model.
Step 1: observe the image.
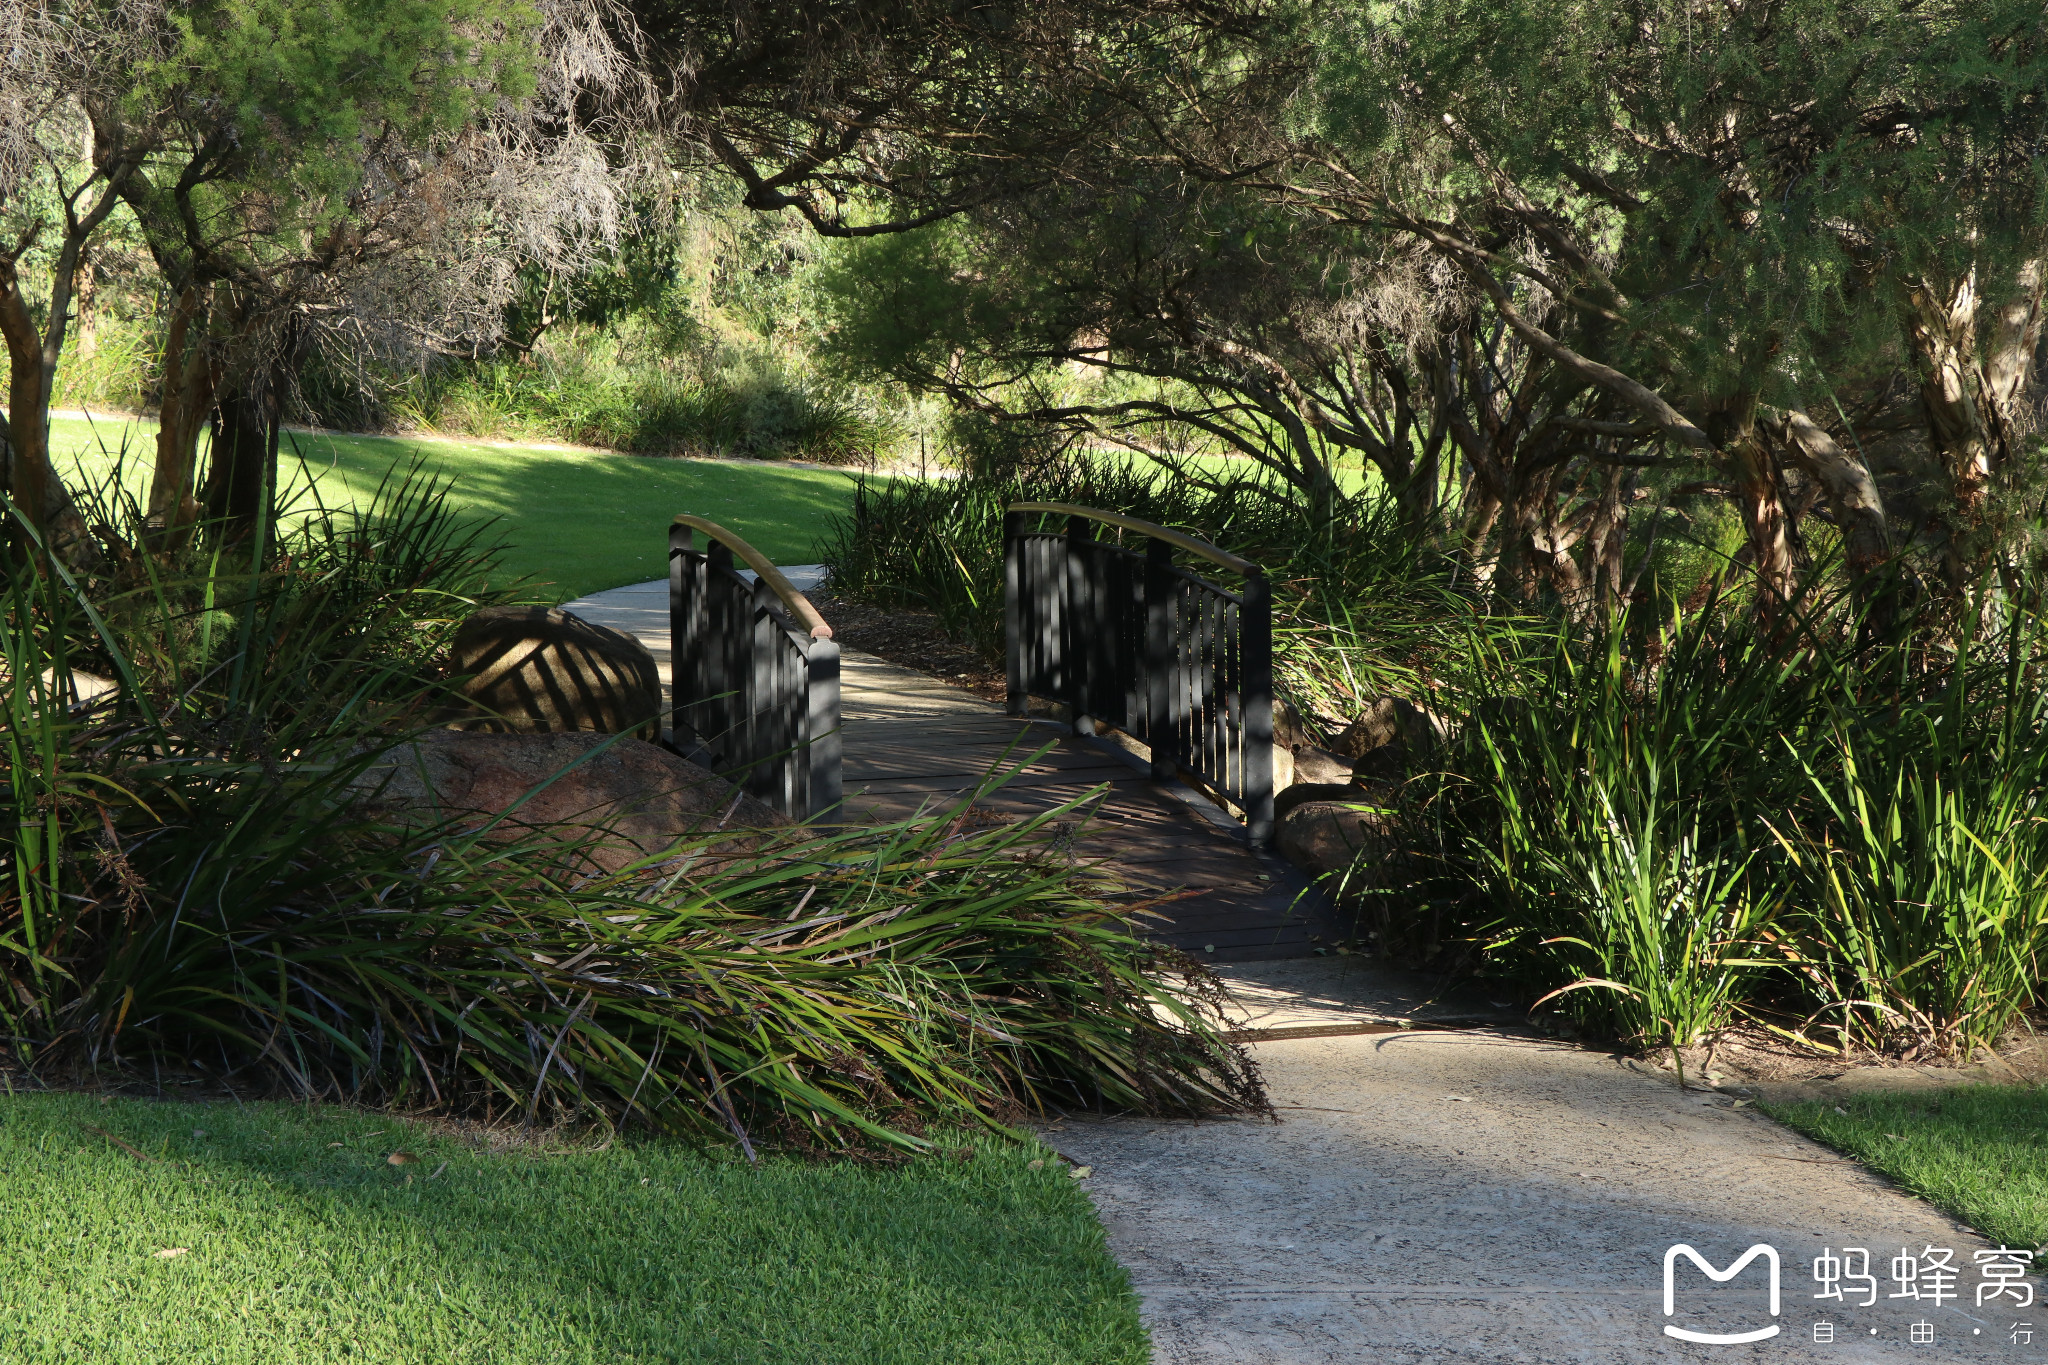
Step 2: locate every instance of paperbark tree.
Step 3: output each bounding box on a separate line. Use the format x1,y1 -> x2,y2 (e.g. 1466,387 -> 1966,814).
1291,0 -> 2048,615
0,1 -> 171,552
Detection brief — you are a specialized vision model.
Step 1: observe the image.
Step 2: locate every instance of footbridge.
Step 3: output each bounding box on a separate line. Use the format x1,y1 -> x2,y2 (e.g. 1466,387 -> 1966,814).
560,506 -> 1331,962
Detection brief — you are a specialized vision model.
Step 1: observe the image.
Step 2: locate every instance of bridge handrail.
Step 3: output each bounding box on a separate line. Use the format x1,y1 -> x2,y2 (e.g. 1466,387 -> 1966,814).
670,515 -> 841,819
1006,502 -> 1262,578
671,514 -> 834,640
1003,502 -> 1275,846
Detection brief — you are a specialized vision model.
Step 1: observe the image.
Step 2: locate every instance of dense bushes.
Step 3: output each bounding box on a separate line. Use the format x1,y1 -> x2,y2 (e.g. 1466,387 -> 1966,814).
827,458 -> 2048,1063
1400,596 -> 2048,1060
387,330 -> 897,464
0,476 -> 1261,1147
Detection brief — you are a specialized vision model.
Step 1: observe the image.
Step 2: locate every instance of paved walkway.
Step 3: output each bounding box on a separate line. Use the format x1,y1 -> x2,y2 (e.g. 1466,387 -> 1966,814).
560,577 -> 1333,961
1065,957 -> 2018,1365
565,576 -> 2018,1364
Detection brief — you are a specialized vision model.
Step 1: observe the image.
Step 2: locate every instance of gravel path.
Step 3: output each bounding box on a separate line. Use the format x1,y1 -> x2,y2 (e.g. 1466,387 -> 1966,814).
1055,959 -> 2026,1364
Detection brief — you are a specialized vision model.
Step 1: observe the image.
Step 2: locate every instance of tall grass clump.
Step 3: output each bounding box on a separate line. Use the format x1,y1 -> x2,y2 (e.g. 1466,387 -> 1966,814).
1401,589 -> 2048,1060
0,472 -> 1261,1148
1420,611 -> 1813,1047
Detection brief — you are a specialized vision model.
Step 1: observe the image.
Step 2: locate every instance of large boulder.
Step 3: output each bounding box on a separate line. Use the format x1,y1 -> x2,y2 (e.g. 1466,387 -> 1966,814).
1331,696 -> 1448,783
357,730 -> 790,873
447,606 -> 661,738
1271,698 -> 1354,789
1274,792 -> 1393,881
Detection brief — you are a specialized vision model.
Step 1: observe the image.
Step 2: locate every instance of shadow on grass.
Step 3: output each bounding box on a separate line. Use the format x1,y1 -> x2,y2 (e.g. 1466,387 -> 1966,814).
46,415 -> 873,602
0,1092 -> 1145,1365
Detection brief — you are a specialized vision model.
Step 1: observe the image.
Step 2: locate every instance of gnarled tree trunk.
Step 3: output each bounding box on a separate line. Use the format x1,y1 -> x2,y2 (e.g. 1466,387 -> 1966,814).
145,285 -> 215,542
1704,400 -> 1797,612
1905,259 -> 2047,600
1763,407 -> 1893,611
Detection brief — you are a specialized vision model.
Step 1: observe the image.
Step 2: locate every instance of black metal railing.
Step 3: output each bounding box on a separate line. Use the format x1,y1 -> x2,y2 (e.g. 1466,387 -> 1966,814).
669,515 -> 842,819
1003,502 -> 1274,845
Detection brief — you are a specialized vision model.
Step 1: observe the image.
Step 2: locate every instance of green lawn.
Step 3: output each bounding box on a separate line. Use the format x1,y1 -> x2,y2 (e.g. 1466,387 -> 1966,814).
1765,1086 -> 2048,1257
48,415 -> 867,602
0,1092 -> 1146,1364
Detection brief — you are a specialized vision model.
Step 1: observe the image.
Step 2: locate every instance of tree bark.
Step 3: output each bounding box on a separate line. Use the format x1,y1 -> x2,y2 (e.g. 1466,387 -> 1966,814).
0,161 -> 137,559
1904,259 -> 2046,599
146,286 -> 216,539
1705,402 -> 1797,611
204,373 -> 282,550
1764,408 -> 1892,583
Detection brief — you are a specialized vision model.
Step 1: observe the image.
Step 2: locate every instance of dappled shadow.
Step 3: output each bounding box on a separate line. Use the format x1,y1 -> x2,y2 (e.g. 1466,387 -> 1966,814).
45,416 -> 865,602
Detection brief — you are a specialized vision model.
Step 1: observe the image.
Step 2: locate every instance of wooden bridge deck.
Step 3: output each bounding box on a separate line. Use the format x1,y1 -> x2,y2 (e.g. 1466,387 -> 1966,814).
563,579 -> 1332,962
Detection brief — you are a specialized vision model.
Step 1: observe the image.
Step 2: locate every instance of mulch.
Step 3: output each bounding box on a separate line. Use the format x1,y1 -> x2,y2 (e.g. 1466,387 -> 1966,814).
809,594 -> 1008,703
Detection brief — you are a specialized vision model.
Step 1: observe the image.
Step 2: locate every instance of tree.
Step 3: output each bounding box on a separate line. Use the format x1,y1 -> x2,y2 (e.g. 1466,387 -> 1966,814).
107,0 -> 547,543
1293,0 -> 2048,612
0,2 -> 172,551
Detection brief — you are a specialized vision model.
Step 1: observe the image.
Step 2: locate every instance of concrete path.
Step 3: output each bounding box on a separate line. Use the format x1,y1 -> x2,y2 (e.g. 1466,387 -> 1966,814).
1058,957 -> 2027,1364
563,575 -> 2024,1362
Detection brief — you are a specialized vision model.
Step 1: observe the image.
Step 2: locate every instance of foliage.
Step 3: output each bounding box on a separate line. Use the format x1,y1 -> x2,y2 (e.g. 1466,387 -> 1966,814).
0,1093 -> 1148,1363
1398,594 -> 2048,1057
0,471 -> 1263,1147
392,329 -> 895,464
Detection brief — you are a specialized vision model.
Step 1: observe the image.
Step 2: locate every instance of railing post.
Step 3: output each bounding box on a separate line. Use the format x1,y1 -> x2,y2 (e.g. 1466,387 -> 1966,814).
1004,509 -> 1026,717
1143,537 -> 1176,781
669,521 -> 692,743
806,636 -> 842,819
1241,568 -> 1275,848
1064,513 -> 1093,735
749,574 -> 781,806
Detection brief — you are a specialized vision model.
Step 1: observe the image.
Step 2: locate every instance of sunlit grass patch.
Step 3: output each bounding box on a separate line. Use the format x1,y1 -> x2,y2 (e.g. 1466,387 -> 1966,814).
1764,1086 -> 2048,1258
0,1093 -> 1146,1365
46,414 -> 866,601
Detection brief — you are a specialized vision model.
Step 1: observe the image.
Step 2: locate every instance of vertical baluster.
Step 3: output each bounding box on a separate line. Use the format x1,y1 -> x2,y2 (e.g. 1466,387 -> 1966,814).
780,623 -> 798,814
1003,510 -> 1025,716
1211,592 -> 1227,791
1064,514 -> 1092,734
1144,539 -> 1175,780
669,521 -> 693,742
708,542 -> 735,760
1241,569 -> 1274,847
1224,598 -> 1242,800
1178,580 -> 1195,776
750,577 -> 777,806
1120,546 -> 1141,731
1199,586 -> 1217,785
807,632 -> 842,820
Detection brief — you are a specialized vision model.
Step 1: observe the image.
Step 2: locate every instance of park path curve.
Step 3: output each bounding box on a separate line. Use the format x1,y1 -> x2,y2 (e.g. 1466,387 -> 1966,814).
1067,957 -> 2021,1365
560,577 -> 1332,961
564,577 -> 2014,1365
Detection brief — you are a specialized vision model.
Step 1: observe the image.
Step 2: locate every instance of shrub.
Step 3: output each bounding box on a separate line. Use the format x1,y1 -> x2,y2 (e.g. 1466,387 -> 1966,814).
1401,593 -> 2048,1058
0,475 -> 1263,1149
391,334 -> 899,465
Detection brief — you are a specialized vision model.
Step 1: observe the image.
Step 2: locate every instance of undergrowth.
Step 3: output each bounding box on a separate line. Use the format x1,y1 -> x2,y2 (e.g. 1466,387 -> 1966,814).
0,471 -> 1262,1151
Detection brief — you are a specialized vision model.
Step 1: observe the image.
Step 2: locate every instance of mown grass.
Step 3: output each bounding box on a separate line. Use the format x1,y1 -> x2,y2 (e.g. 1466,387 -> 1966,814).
46,414 -> 864,601
0,1092 -> 1147,1365
1764,1086 -> 2048,1256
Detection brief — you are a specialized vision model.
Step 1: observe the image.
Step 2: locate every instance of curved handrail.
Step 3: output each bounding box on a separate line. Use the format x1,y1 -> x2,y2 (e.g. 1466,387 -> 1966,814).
672,513 -> 834,639
1007,502 -> 1261,577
